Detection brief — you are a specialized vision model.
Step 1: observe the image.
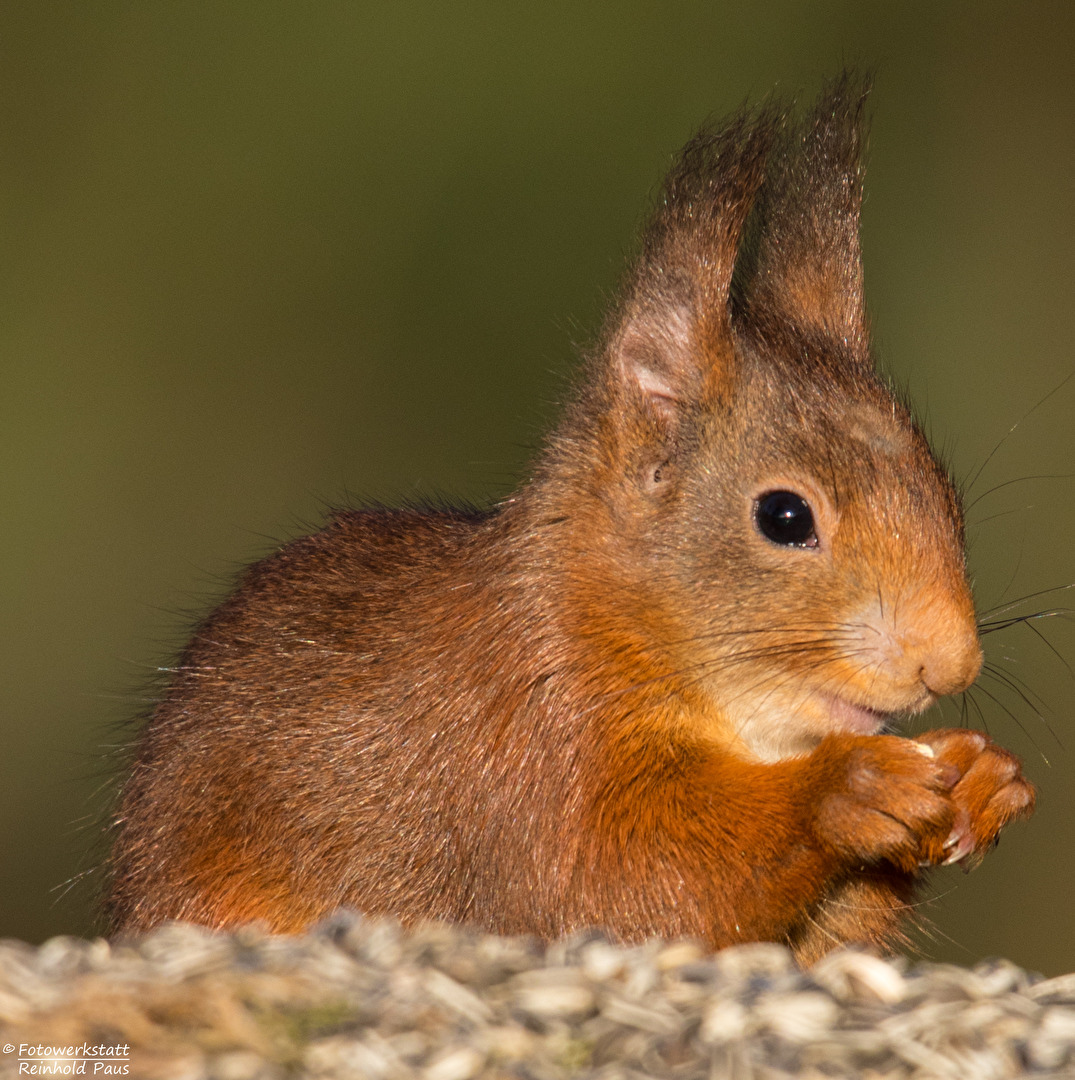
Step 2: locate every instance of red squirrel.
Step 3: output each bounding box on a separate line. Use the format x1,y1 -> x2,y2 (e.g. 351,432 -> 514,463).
105,76 -> 1035,963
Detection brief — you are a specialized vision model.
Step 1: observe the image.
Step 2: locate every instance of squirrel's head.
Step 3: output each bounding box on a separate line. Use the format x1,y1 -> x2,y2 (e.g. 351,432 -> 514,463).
543,74 -> 981,761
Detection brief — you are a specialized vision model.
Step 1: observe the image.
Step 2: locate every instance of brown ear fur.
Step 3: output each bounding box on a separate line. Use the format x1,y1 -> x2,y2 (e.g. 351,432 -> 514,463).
577,76 -> 872,476
599,108 -> 779,441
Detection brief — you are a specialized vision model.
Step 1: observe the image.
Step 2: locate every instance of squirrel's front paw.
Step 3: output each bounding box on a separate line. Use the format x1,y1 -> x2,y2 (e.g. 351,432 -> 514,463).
810,735 -> 960,874
913,729 -> 1036,868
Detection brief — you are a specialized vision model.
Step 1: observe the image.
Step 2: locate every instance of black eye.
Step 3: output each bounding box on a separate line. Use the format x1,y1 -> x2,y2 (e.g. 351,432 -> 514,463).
754,490 -> 818,548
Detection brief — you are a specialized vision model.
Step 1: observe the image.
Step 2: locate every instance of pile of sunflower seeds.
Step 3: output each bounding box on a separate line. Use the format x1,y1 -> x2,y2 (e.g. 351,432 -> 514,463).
1,912 -> 1074,1079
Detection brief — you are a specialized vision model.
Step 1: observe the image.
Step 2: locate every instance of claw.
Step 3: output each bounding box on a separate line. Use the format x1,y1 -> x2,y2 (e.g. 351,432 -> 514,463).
942,834 -> 976,865
941,809 -> 976,865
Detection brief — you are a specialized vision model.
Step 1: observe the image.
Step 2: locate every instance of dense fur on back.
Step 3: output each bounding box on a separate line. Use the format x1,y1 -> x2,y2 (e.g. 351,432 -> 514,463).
105,75 -> 1033,961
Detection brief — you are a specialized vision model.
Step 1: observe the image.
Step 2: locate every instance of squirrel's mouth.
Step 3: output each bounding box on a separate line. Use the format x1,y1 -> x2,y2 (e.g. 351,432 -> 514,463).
821,693 -> 890,735
722,685 -> 925,761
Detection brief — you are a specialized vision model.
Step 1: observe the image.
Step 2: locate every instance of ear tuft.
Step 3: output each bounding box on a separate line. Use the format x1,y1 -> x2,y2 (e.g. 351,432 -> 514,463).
739,71 -> 872,355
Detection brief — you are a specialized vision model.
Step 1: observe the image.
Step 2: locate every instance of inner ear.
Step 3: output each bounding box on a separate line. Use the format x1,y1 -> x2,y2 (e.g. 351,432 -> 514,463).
614,303 -> 697,426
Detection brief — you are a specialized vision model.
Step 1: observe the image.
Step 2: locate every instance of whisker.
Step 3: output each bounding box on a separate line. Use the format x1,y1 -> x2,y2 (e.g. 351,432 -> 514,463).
992,530 -> 1028,610
658,624 -> 862,649
670,648 -> 851,729
983,661 -> 1053,714
967,682 -> 1047,762
979,608 -> 1072,633
979,665 -> 1061,749
968,504 -> 1035,527
963,369 -> 1075,496
962,687 -> 990,738
572,640 -> 841,717
1019,618 -> 1075,679
965,473 -> 1075,514
722,657 -> 843,727
978,582 -> 1075,620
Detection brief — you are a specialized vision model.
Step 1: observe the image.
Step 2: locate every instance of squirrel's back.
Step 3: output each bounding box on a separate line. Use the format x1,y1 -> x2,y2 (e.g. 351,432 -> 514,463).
107,508 -> 527,932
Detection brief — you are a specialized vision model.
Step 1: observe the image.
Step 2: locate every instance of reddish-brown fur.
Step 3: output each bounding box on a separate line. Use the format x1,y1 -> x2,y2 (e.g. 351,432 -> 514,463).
105,75 -> 1034,962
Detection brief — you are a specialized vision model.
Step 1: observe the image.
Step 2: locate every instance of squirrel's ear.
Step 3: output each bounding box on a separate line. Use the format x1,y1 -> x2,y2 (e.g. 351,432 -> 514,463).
606,110 -> 776,430
740,73 -> 871,357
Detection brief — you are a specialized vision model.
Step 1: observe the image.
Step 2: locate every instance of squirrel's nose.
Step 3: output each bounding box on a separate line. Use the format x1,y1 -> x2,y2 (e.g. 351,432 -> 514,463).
919,640 -> 982,696
912,615 -> 983,698
870,587 -> 983,701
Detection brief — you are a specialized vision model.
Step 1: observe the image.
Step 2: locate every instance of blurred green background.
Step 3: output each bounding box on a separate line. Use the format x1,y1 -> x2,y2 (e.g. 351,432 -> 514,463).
2,2 -> 1073,972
